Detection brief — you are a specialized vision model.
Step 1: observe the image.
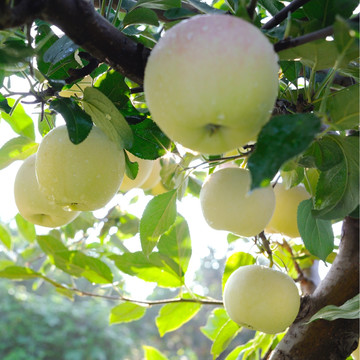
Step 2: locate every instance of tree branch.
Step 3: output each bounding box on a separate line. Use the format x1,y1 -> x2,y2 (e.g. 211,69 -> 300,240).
70,287 -> 224,306
270,216 -> 360,360
262,0 -> 312,30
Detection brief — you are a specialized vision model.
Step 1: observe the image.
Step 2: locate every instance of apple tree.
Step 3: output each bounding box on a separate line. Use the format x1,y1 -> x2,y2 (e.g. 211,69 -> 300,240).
0,0 -> 359,359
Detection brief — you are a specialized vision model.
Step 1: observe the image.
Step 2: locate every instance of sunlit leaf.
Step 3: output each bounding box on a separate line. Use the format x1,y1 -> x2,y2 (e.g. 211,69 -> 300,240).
83,87 -> 133,149
0,136 -> 38,170
15,214 -> 36,242
140,189 -> 177,256
156,297 -> 201,336
110,302 -> 147,324
143,346 -> 169,360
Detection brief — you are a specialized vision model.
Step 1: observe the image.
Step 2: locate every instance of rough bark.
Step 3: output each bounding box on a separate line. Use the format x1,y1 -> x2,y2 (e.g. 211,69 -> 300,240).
270,216 -> 359,360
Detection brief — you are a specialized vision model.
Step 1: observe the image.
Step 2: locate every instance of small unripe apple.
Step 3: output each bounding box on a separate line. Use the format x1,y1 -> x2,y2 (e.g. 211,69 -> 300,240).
265,183 -> 310,238
223,265 -> 300,334
200,167 -> 275,237
14,154 -> 80,227
120,152 -> 154,192
144,14 -> 279,155
140,158 -> 162,191
36,125 -> 125,211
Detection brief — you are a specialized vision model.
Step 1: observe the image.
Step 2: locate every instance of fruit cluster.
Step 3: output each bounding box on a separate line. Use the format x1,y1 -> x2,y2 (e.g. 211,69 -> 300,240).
14,126 -> 164,228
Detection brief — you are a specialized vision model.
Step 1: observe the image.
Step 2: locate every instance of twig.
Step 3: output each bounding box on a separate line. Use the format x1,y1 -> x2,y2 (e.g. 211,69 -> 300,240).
273,25 -> 333,52
247,0 -> 258,20
70,287 -> 224,306
262,0 -> 312,30
273,14 -> 359,52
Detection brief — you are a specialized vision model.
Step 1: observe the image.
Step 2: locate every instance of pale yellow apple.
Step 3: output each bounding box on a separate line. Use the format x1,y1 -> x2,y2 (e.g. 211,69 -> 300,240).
144,14 -> 279,155
36,125 -> 125,211
150,180 -> 168,196
120,152 -> 154,192
265,183 -> 310,238
140,158 -> 162,190
59,75 -> 92,98
200,167 -> 275,237
223,265 -> 300,334
14,154 -> 80,227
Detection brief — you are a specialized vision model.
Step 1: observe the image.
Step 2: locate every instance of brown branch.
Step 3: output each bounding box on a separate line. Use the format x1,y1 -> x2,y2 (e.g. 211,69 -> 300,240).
273,14 -> 359,53
270,216 -> 359,360
262,0 -> 312,30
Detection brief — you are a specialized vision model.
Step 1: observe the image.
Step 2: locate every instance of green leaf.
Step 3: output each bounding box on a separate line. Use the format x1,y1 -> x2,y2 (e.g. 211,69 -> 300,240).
186,0 -> 226,13
50,98 -> 93,144
37,235 -> 113,283
128,118 -> 173,160
83,87 -> 133,149
327,84 -> 359,131
0,265 -> 39,280
0,224 -> 11,249
248,113 -> 321,189
123,8 -> 159,27
43,35 -> 79,64
143,346 -> 169,360
297,199 -> 334,261
109,251 -> 183,287
109,302 -> 147,324
308,294 -> 360,323
222,252 -> 256,292
201,308 -> 230,341
94,69 -> 130,109
278,39 -> 357,71
211,319 -> 241,359
333,16 -> 359,55
140,189 -> 177,256
15,214 -> 36,242
134,0 -> 181,10
303,0 -> 358,27
124,151 -> 139,180
1,99 -> 35,139
313,135 -> 359,220
156,297 -> 201,336
0,94 -> 11,113
157,216 -> 192,274
0,136 -> 38,170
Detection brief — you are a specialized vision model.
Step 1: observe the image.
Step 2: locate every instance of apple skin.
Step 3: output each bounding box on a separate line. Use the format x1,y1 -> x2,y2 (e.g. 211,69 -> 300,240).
144,14 -> 279,155
150,180 -> 168,196
265,183 -> 310,238
14,154 -> 80,227
223,265 -> 300,334
140,158 -> 162,191
120,152 -> 154,192
36,125 -> 125,211
200,167 -> 275,237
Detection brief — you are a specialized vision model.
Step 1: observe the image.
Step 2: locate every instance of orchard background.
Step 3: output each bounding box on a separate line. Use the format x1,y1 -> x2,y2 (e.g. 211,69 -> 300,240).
0,0 -> 359,359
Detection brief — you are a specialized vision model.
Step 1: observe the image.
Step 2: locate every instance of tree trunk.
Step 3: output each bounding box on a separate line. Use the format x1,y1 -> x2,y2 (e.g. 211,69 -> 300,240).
270,216 -> 359,360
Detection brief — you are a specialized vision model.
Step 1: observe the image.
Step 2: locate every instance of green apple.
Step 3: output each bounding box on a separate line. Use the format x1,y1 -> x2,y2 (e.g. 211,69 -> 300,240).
144,14 -> 279,155
265,183 -> 310,238
120,152 -> 154,192
223,265 -> 300,334
36,125 -> 125,211
200,167 -> 275,237
150,180 -> 168,196
140,158 -> 162,191
14,154 -> 80,227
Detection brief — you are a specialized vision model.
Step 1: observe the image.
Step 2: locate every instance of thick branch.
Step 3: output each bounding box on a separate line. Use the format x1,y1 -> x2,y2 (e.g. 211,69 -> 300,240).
270,216 -> 360,360
40,0 -> 150,85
